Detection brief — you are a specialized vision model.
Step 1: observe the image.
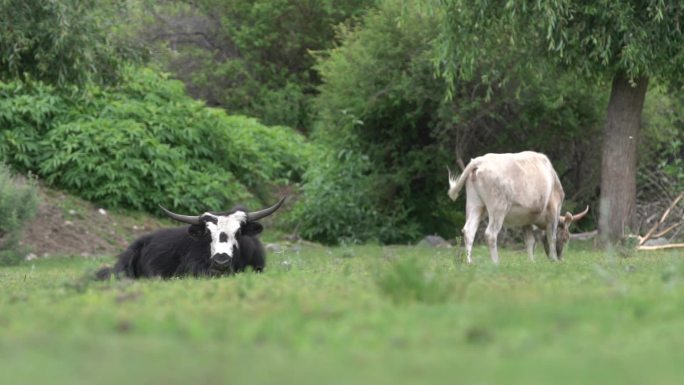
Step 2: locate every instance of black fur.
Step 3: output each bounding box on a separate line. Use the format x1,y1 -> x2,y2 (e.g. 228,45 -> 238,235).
96,216 -> 266,280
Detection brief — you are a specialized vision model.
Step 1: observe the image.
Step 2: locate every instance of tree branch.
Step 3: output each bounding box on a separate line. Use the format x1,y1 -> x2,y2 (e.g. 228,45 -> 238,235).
639,192 -> 684,246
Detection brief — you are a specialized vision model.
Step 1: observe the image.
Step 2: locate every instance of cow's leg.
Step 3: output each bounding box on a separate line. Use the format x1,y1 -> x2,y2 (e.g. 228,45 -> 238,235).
545,221 -> 559,261
523,225 -> 536,262
462,206 -> 484,264
484,214 -> 505,264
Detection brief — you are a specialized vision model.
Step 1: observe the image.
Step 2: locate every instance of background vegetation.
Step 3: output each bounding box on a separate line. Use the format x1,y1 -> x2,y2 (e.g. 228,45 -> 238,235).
0,0 -> 682,245
136,0 -> 371,130
1,68 -> 314,214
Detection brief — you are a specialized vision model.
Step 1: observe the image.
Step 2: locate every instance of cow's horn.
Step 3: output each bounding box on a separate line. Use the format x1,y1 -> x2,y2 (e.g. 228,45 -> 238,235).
246,196 -> 287,221
571,205 -> 589,222
159,205 -> 201,225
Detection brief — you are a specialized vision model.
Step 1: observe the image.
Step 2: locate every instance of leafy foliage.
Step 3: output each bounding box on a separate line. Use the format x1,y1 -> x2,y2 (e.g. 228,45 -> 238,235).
137,0 -> 370,129
0,164 -> 38,266
0,68 -> 313,214
0,81 -> 64,170
291,0 -> 604,244
640,86 -> 684,196
0,0 -> 145,87
438,0 -> 684,83
288,149 -> 420,245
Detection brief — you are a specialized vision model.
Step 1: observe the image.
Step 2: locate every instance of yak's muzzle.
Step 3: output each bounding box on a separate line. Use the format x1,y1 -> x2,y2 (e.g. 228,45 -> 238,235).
212,253 -> 231,265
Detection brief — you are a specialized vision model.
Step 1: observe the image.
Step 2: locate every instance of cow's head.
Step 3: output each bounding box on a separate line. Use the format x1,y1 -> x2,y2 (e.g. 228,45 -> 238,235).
544,206 -> 589,259
159,197 -> 286,267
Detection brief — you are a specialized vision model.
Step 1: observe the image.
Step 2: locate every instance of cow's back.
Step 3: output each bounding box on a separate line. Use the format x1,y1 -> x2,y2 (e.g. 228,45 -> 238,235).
468,152 -> 562,225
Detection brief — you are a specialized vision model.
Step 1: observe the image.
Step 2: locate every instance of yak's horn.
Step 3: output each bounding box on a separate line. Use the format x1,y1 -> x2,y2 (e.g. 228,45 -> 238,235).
159,205 -> 201,225
246,196 -> 287,221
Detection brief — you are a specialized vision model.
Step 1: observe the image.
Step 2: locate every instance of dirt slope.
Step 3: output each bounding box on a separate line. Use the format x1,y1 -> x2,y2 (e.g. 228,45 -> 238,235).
19,186 -> 166,259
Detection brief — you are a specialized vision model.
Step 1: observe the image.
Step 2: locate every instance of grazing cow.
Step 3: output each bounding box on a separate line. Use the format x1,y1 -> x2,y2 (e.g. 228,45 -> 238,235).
447,152 -> 588,263
96,197 -> 286,279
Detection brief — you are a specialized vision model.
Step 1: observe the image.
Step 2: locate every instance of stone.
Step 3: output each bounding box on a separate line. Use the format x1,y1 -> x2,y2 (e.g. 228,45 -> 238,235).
417,235 -> 451,248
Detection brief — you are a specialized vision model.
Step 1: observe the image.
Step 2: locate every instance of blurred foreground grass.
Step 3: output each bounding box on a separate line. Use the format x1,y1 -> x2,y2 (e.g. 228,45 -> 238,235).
1,243 -> 683,385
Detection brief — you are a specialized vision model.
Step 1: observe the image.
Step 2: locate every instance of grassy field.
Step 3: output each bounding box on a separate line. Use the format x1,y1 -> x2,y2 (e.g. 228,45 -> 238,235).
1,242 -> 683,385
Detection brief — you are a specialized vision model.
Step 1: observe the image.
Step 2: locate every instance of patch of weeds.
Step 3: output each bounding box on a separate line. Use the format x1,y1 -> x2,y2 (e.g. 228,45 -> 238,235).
116,319 -> 134,333
375,256 -> 453,305
0,165 -> 39,266
464,326 -> 494,345
63,272 -> 97,294
617,235 -> 639,258
660,262 -> 683,290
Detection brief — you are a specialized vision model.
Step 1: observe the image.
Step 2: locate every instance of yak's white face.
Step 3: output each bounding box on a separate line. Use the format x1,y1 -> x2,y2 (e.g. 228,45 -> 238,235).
202,211 -> 247,264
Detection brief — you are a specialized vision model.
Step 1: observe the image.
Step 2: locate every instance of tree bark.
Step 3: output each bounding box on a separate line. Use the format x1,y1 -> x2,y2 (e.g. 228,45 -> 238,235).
599,71 -> 648,244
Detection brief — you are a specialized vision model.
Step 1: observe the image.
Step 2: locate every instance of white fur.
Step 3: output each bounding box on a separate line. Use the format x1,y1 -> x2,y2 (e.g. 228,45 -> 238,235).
448,152 -> 565,264
204,211 -> 247,259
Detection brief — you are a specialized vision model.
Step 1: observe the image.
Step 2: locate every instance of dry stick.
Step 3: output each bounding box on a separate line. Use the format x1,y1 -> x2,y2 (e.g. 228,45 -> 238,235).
637,243 -> 684,251
570,230 -> 598,241
652,222 -> 683,239
639,192 -> 684,246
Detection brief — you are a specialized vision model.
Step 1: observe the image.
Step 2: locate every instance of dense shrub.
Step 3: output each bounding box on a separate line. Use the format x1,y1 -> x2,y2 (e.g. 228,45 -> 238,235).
640,86 -> 684,197
0,81 -> 65,170
0,68 -> 314,214
288,149 -> 420,245
0,164 -> 38,266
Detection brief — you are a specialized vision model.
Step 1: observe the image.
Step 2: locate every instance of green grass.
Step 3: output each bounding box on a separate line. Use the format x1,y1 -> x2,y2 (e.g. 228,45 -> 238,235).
1,243 -> 683,385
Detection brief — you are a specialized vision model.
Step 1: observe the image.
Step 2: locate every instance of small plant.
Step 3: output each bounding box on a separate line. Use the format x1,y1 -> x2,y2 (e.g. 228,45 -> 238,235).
0,164 -> 39,266
375,256 -> 453,305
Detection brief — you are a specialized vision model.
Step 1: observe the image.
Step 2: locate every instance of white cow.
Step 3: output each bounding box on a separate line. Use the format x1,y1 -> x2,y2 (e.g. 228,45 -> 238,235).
447,151 -> 588,263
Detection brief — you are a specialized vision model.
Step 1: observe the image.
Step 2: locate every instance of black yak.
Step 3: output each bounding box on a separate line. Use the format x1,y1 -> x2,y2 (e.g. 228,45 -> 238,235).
96,197 -> 286,279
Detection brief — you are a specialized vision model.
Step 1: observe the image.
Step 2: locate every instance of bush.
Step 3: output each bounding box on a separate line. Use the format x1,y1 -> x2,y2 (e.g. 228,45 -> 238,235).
0,164 -> 38,266
1,67 -> 314,214
640,86 -> 684,196
288,148 -> 421,245
39,118 -> 250,213
0,80 -> 65,171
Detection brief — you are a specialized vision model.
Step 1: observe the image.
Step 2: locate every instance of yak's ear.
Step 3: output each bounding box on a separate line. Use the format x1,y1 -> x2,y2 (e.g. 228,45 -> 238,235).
242,221 -> 263,236
188,223 -> 208,239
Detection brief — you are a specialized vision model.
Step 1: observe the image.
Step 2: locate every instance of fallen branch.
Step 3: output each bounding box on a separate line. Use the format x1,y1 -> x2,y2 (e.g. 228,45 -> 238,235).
637,243 -> 684,251
638,192 -> 684,246
570,230 -> 597,241
652,222 -> 683,239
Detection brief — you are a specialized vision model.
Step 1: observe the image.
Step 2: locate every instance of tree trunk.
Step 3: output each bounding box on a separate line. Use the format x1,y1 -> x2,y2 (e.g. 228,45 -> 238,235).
599,71 -> 648,244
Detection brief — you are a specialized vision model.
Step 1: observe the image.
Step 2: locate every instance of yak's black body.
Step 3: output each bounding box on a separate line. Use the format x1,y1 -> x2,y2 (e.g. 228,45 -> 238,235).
96,225 -> 265,279
95,198 -> 285,280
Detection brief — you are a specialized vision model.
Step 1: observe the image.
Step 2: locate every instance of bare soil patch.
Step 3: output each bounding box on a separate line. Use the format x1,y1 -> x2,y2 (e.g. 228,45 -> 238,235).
19,186 -> 166,258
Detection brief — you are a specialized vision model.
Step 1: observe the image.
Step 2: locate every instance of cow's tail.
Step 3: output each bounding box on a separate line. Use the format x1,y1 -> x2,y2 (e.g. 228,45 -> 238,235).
447,159 -> 478,201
